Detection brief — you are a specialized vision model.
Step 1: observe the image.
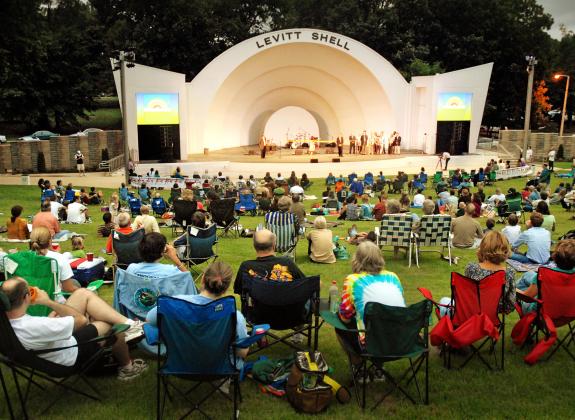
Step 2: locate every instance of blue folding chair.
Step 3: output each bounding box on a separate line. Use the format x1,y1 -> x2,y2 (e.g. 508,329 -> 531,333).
234,194 -> 257,216
128,194 -> 142,216
63,189 -> 76,203
151,197 -> 168,216
144,296 -> 267,419
182,224 -> 218,275
364,172 -> 374,186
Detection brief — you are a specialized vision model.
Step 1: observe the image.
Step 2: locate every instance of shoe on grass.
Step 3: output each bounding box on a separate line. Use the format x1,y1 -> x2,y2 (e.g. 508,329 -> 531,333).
118,359 -> 148,381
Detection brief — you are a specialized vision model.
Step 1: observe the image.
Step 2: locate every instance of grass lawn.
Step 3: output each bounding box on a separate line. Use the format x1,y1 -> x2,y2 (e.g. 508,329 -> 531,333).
0,174 -> 574,419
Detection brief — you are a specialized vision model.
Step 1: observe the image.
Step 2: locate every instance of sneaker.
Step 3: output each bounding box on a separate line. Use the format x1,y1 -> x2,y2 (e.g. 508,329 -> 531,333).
372,368 -> 386,383
124,320 -> 145,343
290,333 -> 305,345
118,359 -> 148,381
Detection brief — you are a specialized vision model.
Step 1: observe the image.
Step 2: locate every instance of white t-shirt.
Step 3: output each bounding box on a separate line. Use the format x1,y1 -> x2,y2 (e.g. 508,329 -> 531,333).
548,150 -> 556,162
67,202 -> 86,223
413,193 -> 425,207
46,250 -> 74,286
502,225 -> 521,245
50,201 -> 64,219
488,193 -> 506,204
526,149 -> 533,160
443,152 -> 451,160
10,314 -> 77,366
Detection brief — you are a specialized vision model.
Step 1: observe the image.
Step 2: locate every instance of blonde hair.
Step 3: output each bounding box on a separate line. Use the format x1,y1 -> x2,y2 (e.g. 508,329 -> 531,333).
278,196 -> 292,212
110,192 -> 119,204
352,241 -> 385,274
71,236 -> 84,250
313,216 -> 327,229
477,231 -> 511,265
29,227 -> 51,253
181,189 -> 194,201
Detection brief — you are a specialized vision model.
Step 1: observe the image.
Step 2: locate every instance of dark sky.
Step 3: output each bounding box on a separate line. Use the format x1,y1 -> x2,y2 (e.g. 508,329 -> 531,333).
538,0 -> 575,39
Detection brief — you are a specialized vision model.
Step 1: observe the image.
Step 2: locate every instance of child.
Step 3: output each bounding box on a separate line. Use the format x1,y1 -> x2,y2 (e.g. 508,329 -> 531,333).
501,213 -> 521,244
483,218 -> 495,234
360,194 -> 373,219
70,236 -> 87,258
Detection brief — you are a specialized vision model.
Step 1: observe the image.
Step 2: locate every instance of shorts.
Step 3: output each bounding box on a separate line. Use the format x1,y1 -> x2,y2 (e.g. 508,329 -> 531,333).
73,324 -> 101,368
335,319 -> 363,356
77,163 -> 85,171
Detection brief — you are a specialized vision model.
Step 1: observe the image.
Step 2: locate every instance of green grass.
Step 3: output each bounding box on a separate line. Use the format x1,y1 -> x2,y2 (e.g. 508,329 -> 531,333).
1,175 -> 575,419
76,108 -> 122,130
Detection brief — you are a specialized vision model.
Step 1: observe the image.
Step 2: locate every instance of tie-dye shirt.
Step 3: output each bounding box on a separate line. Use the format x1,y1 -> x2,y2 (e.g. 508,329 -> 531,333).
339,271 -> 405,342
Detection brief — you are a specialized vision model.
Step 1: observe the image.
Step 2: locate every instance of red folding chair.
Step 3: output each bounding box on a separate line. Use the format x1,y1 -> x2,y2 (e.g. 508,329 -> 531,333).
512,267 -> 575,364
418,271 -> 506,370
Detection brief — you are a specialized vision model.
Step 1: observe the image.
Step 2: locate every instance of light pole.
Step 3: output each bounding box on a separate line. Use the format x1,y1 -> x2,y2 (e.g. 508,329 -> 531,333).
112,50 -> 136,185
522,55 -> 537,159
554,74 -> 571,137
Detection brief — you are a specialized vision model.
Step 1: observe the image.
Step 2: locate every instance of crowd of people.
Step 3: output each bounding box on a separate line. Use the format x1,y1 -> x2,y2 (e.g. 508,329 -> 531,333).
1,161 -> 574,409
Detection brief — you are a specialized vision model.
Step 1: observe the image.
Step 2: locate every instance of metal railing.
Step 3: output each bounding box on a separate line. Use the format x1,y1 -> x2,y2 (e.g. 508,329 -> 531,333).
99,154 -> 125,174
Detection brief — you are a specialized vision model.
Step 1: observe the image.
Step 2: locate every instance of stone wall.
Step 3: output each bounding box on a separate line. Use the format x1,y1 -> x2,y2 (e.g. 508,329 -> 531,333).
0,130 -> 123,174
498,130 -> 575,161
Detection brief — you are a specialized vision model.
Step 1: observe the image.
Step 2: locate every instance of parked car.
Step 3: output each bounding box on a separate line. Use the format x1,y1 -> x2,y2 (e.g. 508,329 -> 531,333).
18,136 -> 41,141
70,128 -> 104,137
18,130 -> 59,140
0,135 -> 6,144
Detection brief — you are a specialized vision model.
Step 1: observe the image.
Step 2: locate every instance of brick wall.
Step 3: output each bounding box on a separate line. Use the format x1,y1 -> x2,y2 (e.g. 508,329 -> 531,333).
0,131 -> 123,173
498,130 -> 575,161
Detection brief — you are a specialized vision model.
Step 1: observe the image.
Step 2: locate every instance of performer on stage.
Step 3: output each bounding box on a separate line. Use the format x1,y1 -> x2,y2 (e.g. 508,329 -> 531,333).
259,134 -> 267,159
381,131 -> 388,155
308,138 -> 316,155
360,130 -> 368,154
349,134 -> 356,154
336,136 -> 344,157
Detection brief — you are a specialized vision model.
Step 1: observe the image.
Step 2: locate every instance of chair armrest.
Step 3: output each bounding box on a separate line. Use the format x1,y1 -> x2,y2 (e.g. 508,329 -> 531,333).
320,310 -> 358,331
515,290 -> 542,305
236,324 -> 270,348
144,324 -> 159,346
417,287 -> 452,309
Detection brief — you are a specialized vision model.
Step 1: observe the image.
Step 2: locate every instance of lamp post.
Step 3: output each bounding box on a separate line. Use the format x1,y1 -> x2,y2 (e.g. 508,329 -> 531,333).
112,50 -> 136,185
554,74 -> 571,138
522,55 -> 537,159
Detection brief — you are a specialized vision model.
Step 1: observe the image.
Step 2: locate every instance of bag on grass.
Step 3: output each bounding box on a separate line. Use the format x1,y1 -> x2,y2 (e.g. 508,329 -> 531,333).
333,244 -> 349,260
286,351 -> 333,413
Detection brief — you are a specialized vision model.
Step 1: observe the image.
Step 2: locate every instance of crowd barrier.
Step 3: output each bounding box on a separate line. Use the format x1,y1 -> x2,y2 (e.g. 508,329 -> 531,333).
495,165 -> 534,180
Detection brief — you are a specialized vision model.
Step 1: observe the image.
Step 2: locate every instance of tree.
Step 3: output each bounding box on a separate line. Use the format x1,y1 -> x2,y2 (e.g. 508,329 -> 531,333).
533,80 -> 552,127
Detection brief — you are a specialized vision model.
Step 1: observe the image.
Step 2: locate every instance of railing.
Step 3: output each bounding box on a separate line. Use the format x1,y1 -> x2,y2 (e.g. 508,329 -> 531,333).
99,154 -> 125,174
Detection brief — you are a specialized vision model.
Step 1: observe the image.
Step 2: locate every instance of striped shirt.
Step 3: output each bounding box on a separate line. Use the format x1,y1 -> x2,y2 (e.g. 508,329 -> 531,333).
265,211 -> 296,252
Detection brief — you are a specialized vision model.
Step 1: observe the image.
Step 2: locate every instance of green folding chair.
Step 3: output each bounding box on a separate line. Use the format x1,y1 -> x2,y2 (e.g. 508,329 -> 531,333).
3,251 -> 59,316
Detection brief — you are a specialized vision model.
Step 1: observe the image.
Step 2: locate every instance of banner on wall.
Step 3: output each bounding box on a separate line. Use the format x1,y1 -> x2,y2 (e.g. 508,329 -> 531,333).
495,165 -> 534,180
437,93 -> 472,121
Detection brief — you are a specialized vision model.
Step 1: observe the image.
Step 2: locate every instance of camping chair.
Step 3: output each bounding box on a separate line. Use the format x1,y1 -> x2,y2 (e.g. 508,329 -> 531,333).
265,211 -> 298,259
151,197 -> 168,216
171,199 -> 197,237
390,179 -> 405,194
325,198 -> 339,211
210,198 -> 241,238
0,291 -> 128,418
128,195 -> 142,216
240,274 -> 321,354
3,251 -> 59,317
414,215 -> 452,267
113,268 -> 197,321
234,193 -> 257,216
112,229 -> 144,271
498,196 -> 525,224
432,171 -> 442,185
321,300 -> 432,410
376,215 -> 415,266
63,189 -> 76,203
419,271 -> 506,370
181,224 -> 218,275
511,267 -> 575,364
364,172 -> 374,186
420,173 -> 428,184
144,296 -> 264,420
485,171 -> 497,185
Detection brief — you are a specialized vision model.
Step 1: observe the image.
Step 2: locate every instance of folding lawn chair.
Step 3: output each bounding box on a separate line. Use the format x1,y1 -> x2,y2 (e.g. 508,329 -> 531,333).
0,291 -> 128,419
390,179 -> 405,194
128,195 -> 142,216
112,229 -> 144,271
240,274 -> 321,354
511,267 -> 575,364
234,194 -> 257,216
484,171 -> 497,185
414,215 -> 452,267
144,296 -> 266,420
265,211 -> 298,259
151,197 -> 168,216
3,251 -> 59,317
181,224 -> 218,275
376,215 -> 415,266
431,171 -> 442,185
364,172 -> 374,186
498,196 -> 524,224
419,271 -> 506,370
210,198 -> 240,238
172,199 -> 197,237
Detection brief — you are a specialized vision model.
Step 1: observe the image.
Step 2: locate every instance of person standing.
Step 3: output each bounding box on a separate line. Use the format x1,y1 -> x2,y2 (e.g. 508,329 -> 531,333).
360,130 -> 368,154
526,146 -> 533,163
548,148 -> 556,171
259,134 -> 267,159
349,134 -> 356,155
336,136 -> 344,157
442,151 -> 451,170
75,150 -> 85,176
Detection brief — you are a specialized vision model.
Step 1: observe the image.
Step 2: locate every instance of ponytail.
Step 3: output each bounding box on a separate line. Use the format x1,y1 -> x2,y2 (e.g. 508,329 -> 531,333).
29,227 -> 51,254
202,261 -> 233,296
10,205 -> 23,224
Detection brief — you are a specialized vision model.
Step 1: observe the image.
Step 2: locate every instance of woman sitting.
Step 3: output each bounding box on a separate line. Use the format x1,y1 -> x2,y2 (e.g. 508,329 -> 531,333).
535,201 -> 555,232
306,216 -> 336,264
300,173 -> 312,189
336,242 -> 405,374
174,211 -> 208,259
7,205 -> 29,240
359,194 -> 373,219
517,239 -> 575,314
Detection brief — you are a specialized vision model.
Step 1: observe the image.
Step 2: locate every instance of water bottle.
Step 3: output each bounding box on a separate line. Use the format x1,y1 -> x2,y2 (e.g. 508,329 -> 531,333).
329,281 -> 339,313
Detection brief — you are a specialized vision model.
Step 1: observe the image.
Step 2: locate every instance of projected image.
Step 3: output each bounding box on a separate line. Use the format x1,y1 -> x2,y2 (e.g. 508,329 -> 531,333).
136,93 -> 179,125
437,92 -> 473,121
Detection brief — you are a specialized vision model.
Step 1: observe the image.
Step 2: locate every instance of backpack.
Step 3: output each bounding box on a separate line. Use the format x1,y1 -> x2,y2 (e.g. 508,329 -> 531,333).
286,351 -> 333,413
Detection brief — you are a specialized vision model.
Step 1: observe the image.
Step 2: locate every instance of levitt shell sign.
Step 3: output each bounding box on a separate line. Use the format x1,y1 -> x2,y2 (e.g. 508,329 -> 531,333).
255,30 -> 351,51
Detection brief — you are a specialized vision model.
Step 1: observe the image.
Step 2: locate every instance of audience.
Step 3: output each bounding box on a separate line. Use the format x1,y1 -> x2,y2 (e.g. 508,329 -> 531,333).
70,236 -> 87,259
126,232 -> 189,277
32,200 -> 66,239
306,216 -> 336,264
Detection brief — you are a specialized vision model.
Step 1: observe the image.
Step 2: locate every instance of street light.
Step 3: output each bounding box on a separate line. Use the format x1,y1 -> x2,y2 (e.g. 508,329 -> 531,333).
522,55 -> 537,159
554,74 -> 571,137
112,50 -> 136,185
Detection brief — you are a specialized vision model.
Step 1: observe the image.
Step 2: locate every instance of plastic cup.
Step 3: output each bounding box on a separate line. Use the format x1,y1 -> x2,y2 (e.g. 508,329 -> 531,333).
51,244 -> 60,252
86,252 -> 94,262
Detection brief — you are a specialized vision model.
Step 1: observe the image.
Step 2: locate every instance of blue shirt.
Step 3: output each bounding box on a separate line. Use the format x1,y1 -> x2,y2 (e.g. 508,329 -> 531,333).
127,262 -> 187,279
146,294 -> 248,369
512,227 -> 551,264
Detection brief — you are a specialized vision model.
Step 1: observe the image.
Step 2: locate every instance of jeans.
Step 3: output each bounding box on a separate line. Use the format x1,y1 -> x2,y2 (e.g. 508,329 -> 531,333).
510,252 -> 535,264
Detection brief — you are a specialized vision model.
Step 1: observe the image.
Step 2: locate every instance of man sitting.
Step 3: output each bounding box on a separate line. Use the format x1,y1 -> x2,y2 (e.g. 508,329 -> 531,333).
67,196 -> 89,224
1,277 -> 147,381
510,212 -> 551,264
106,212 -> 133,254
131,205 -> 160,234
127,232 -> 190,278
32,200 -> 67,239
451,203 -> 484,248
233,229 -> 305,295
